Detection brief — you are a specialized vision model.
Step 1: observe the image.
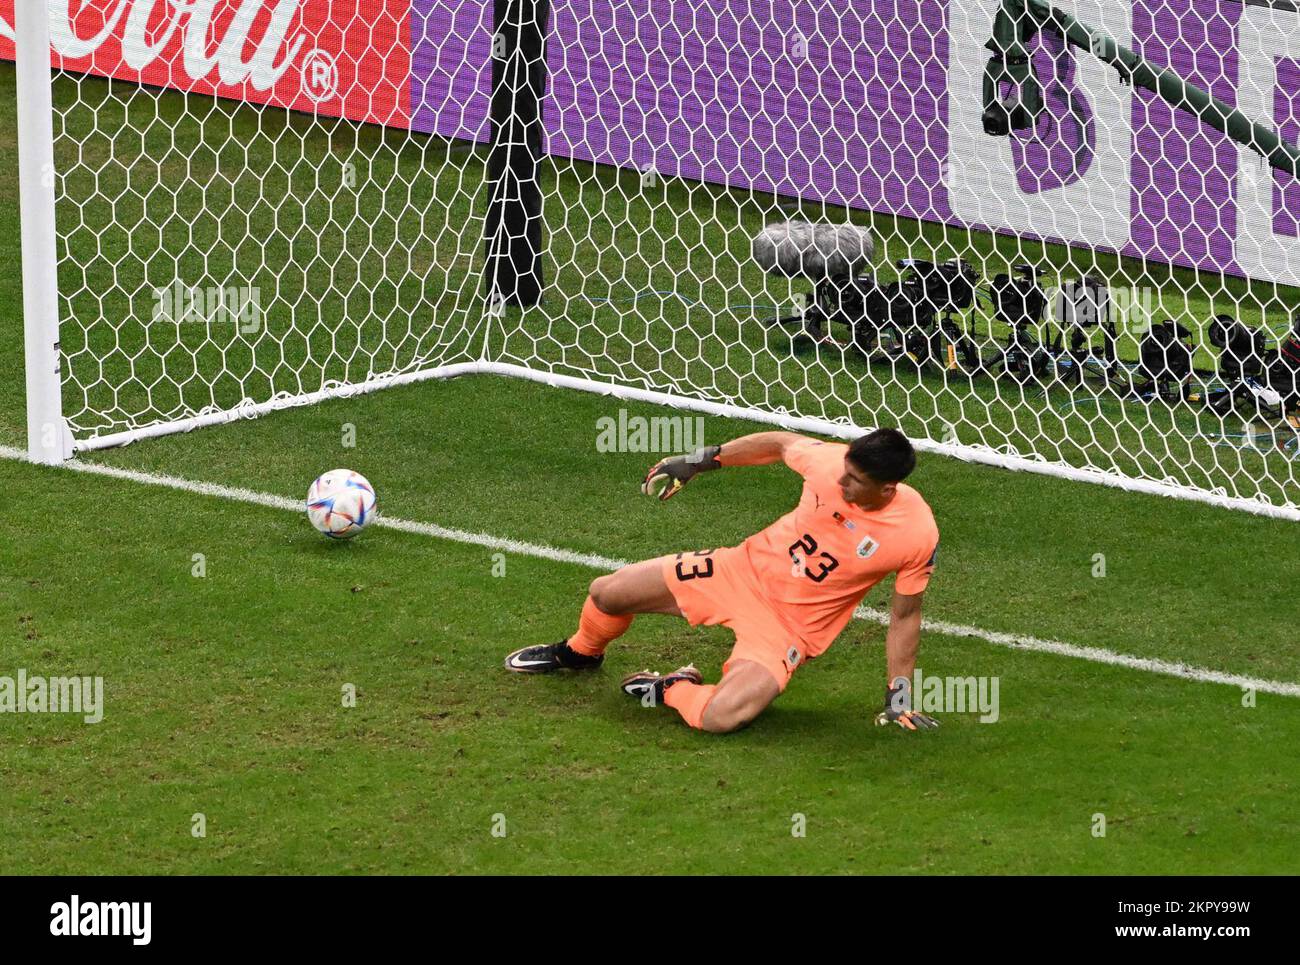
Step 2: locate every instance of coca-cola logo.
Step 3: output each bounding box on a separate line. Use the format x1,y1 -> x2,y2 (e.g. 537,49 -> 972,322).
2,0 -> 309,92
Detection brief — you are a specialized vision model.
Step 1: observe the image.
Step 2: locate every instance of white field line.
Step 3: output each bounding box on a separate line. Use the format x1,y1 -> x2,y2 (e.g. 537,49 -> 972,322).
5,444 -> 1298,698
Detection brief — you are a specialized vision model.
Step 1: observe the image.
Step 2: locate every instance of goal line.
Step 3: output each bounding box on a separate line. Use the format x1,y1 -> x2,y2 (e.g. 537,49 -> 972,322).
69,361 -> 1300,523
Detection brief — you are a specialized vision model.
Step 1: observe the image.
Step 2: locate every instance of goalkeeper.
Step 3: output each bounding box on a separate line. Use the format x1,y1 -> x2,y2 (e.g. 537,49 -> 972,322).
504,429 -> 941,733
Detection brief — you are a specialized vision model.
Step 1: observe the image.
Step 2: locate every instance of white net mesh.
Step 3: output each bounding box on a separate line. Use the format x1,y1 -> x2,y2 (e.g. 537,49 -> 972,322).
19,0 -> 486,441
10,0 -> 1300,515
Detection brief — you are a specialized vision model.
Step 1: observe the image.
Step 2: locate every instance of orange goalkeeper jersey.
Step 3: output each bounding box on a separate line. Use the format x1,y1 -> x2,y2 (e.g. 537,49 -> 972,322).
735,438 -> 939,657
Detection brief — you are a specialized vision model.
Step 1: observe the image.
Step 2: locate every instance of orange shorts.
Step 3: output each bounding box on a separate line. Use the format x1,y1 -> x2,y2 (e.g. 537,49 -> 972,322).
660,546 -> 807,692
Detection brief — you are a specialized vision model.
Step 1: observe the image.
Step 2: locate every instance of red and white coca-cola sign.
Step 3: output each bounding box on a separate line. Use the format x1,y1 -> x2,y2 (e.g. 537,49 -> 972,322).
0,1 -> 411,127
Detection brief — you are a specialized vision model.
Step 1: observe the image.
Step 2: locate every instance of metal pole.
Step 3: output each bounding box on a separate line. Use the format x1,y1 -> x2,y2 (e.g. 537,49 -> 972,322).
17,1 -> 70,463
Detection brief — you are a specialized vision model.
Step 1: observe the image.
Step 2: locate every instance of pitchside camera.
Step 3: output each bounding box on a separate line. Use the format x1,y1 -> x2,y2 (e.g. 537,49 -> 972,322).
981,46 -> 1042,137
1277,312 -> 1300,403
895,258 -> 978,316
1208,313 -> 1269,381
867,258 -> 977,331
989,264 -> 1048,331
1051,276 -> 1116,384
985,264 -> 1051,380
1137,320 -> 1195,393
1205,311 -> 1300,416
982,87 -> 1037,137
858,258 -> 979,367
751,222 -> 985,370
752,221 -> 878,343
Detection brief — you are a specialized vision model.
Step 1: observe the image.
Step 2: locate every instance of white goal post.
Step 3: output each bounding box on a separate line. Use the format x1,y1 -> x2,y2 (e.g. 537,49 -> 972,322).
11,0 -> 1300,520
16,1 -> 71,465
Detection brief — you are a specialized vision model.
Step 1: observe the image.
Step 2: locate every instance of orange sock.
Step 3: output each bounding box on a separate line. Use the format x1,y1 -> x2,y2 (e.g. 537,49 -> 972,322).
566,596 -> 633,656
663,681 -> 717,729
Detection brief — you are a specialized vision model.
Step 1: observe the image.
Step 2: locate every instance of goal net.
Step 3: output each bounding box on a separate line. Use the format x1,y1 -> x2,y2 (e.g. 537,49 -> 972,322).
11,0 -> 1300,519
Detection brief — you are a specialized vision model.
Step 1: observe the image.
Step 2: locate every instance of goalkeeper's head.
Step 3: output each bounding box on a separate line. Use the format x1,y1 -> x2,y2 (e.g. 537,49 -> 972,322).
840,428 -> 917,510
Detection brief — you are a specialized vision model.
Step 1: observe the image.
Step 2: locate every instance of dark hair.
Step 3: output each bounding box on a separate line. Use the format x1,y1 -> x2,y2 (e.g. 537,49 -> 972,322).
847,428 -> 916,483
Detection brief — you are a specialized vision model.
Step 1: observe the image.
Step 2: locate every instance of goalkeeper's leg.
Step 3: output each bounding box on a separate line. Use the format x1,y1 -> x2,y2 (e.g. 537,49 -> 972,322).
568,558 -> 683,656
658,659 -> 781,733
504,559 -> 681,672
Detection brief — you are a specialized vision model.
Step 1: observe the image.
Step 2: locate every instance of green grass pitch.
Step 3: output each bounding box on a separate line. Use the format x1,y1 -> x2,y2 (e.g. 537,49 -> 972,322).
1,64 -> 1298,874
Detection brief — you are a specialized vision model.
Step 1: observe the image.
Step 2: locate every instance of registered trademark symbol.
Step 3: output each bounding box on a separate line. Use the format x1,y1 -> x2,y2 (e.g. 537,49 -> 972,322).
301,48 -> 338,103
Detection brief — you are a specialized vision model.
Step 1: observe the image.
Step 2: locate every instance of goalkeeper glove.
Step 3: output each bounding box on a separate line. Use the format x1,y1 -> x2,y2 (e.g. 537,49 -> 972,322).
641,445 -> 722,501
874,675 -> 939,731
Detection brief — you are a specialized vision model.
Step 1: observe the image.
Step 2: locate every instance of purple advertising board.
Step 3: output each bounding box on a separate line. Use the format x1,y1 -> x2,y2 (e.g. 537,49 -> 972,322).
412,0 -> 1300,286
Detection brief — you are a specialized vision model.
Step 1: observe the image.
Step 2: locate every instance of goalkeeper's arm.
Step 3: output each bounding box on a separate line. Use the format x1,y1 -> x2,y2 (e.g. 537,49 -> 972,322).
875,590 -> 939,731
641,431 -> 809,500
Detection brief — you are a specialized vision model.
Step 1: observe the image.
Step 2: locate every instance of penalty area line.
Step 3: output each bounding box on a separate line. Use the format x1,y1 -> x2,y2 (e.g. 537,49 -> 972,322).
5,444 -> 1297,698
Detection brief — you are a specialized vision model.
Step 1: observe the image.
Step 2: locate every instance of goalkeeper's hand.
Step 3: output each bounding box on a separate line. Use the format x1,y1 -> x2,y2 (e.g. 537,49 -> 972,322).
641,445 -> 722,501
874,675 -> 939,731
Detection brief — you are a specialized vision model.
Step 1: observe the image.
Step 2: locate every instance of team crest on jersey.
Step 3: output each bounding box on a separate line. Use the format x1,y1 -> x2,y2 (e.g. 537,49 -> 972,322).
856,535 -> 879,559
786,646 -> 801,667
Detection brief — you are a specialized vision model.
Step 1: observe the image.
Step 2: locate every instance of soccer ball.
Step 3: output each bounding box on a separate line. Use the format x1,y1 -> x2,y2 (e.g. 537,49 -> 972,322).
306,469 -> 377,539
